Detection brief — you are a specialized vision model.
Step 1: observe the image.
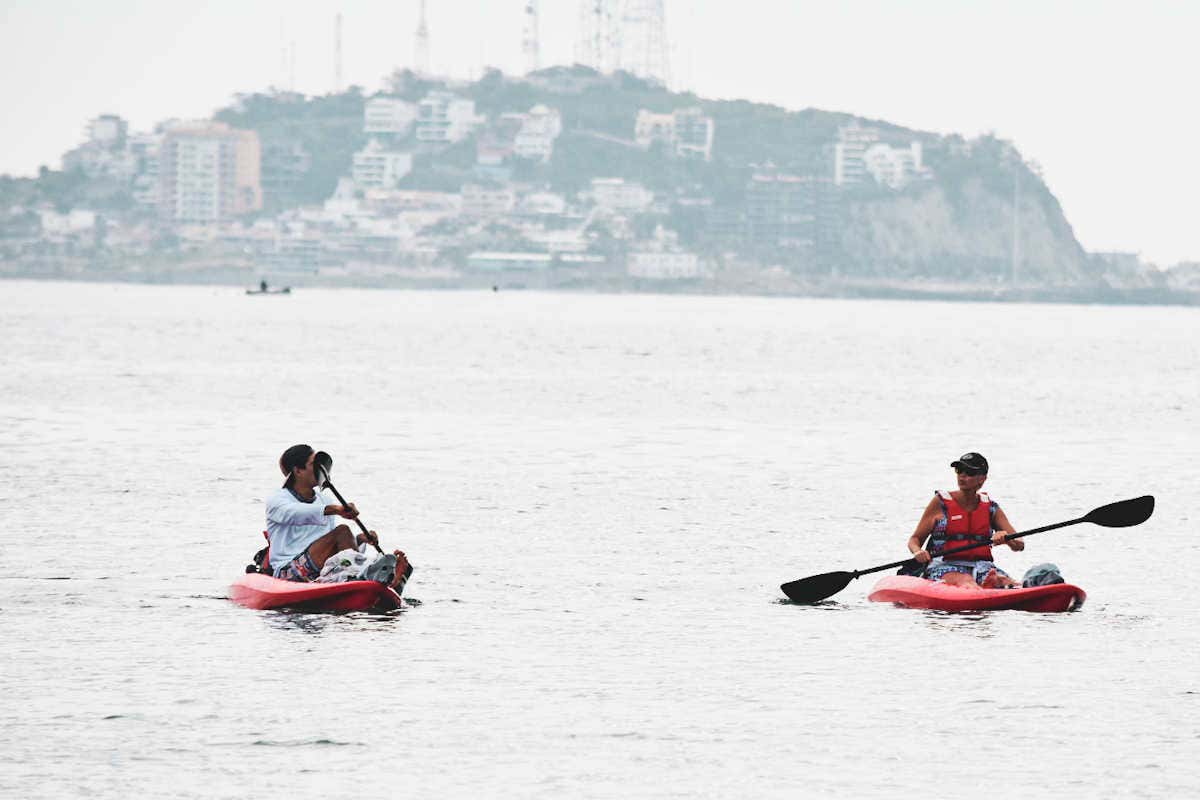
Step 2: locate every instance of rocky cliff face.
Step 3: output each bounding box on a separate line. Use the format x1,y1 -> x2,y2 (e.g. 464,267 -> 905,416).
839,177 -> 1092,285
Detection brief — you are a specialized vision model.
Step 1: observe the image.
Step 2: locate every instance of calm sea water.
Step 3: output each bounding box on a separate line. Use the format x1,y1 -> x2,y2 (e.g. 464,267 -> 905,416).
1,280 -> 1197,798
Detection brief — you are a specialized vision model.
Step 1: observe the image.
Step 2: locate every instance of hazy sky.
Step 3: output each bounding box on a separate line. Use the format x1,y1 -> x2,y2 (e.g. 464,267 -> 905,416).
1,1 -> 1197,265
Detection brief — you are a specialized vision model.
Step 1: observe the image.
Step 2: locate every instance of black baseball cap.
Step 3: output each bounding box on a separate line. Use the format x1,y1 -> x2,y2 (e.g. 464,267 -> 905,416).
950,452 -> 989,475
279,444 -> 314,487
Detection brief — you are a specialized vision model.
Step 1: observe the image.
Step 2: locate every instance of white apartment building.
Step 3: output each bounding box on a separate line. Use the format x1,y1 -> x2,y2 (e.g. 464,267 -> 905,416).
671,108 -> 714,161
467,251 -> 554,271
416,92 -> 481,143
364,97 -> 417,136
518,191 -> 567,216
833,122 -> 880,185
590,178 -> 654,213
628,250 -> 700,279
634,108 -> 715,161
513,105 -> 562,162
87,114 -> 127,148
352,140 -> 413,189
158,122 -> 261,222
461,184 -> 516,217
322,178 -> 364,222
39,209 -> 97,238
61,144 -> 137,180
128,132 -> 161,209
524,227 -> 588,253
862,142 -> 925,189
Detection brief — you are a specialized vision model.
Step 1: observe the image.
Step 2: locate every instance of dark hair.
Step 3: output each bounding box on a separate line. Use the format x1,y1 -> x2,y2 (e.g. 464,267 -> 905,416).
279,444 -> 314,487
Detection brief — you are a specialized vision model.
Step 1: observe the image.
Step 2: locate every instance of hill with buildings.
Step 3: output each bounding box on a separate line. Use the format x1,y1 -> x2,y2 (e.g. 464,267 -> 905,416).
0,66 -> 1187,302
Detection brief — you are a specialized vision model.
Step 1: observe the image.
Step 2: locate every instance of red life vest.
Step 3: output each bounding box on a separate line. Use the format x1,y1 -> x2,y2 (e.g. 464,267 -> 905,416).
930,490 -> 995,561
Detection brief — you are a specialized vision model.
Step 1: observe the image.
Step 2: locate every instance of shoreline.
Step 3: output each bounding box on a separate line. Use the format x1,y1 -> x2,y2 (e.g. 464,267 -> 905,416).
3,265 -> 1197,308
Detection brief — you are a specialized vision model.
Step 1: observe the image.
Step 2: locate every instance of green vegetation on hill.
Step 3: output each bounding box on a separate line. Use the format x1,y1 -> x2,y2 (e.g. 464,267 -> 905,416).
5,66 -> 1132,286
215,89 -> 368,210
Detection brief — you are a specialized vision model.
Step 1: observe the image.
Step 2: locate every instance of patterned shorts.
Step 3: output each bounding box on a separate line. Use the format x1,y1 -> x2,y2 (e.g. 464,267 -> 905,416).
275,548 -> 321,582
925,559 -> 1011,584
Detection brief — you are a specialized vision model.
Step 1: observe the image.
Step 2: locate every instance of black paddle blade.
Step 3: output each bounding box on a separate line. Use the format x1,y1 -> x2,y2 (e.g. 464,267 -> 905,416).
314,451 -> 333,487
1083,495 -> 1154,528
780,571 -> 856,604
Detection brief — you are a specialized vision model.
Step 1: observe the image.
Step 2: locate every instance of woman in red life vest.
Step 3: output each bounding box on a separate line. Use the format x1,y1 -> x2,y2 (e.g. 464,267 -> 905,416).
906,452 -> 1025,588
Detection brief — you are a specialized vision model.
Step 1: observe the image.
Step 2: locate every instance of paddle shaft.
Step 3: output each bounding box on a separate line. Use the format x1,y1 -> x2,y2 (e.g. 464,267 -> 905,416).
322,477 -> 383,554
854,515 -> 1086,579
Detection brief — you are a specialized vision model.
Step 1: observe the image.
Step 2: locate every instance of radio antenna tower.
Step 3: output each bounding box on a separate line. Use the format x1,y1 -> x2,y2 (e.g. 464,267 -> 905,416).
622,0 -> 670,86
333,13 -> 343,93
575,0 -> 620,74
522,1 -> 541,75
414,0 -> 431,74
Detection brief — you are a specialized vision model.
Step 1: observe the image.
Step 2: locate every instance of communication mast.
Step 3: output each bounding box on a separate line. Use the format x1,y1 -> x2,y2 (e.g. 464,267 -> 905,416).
415,0 -> 431,75
622,0 -> 671,86
575,0 -> 620,74
334,13 -> 343,93
522,0 -> 541,75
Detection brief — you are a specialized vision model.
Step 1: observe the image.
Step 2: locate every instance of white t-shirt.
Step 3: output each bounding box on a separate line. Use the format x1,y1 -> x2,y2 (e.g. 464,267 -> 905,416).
266,487 -> 337,571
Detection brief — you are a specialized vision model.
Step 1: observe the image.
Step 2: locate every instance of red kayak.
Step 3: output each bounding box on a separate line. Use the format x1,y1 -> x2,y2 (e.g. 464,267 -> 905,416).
230,573 -> 403,612
868,575 -> 1085,613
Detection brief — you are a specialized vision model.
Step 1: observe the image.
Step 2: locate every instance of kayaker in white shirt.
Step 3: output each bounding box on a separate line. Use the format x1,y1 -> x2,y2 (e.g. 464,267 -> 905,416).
267,444 -> 407,585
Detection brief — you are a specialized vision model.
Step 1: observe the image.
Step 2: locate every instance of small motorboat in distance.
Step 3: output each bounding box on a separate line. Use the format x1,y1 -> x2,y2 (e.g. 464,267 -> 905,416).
245,280 -> 291,296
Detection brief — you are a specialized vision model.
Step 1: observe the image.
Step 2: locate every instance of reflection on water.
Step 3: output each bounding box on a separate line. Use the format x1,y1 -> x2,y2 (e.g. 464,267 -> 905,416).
260,608 -> 408,636
774,598 -> 852,611
917,610 -> 999,637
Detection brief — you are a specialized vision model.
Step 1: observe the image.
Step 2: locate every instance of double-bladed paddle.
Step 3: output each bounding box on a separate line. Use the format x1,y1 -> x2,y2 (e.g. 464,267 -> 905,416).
779,495 -> 1155,604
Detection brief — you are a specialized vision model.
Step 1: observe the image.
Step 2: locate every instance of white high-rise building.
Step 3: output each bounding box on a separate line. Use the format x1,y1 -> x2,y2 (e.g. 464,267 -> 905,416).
364,97 -> 417,136
833,122 -> 880,185
158,122 -> 261,222
513,105 -> 562,162
352,140 -> 413,189
416,92 -> 481,143
862,142 -> 925,189
671,107 -> 713,161
87,114 -> 127,148
628,250 -> 699,279
635,107 -> 714,161
128,132 -> 162,209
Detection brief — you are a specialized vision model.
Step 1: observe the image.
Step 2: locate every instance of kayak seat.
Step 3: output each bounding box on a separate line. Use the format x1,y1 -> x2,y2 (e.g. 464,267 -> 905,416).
246,531 -> 271,575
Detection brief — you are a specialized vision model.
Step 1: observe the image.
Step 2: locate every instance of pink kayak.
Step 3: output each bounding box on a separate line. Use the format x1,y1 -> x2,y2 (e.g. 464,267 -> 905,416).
230,573 -> 402,612
868,575 -> 1086,613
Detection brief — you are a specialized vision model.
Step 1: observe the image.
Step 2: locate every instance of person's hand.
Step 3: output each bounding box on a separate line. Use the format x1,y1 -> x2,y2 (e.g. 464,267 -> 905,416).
912,548 -> 931,564
336,503 -> 359,520
358,529 -> 379,548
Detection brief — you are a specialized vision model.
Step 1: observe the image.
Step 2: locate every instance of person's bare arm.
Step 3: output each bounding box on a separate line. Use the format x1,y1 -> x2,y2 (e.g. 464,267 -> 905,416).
907,496 -> 942,563
992,507 -> 1024,551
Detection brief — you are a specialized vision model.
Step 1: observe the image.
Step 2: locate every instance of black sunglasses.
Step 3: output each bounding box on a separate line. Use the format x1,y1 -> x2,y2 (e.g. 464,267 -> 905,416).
955,466 -> 985,476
